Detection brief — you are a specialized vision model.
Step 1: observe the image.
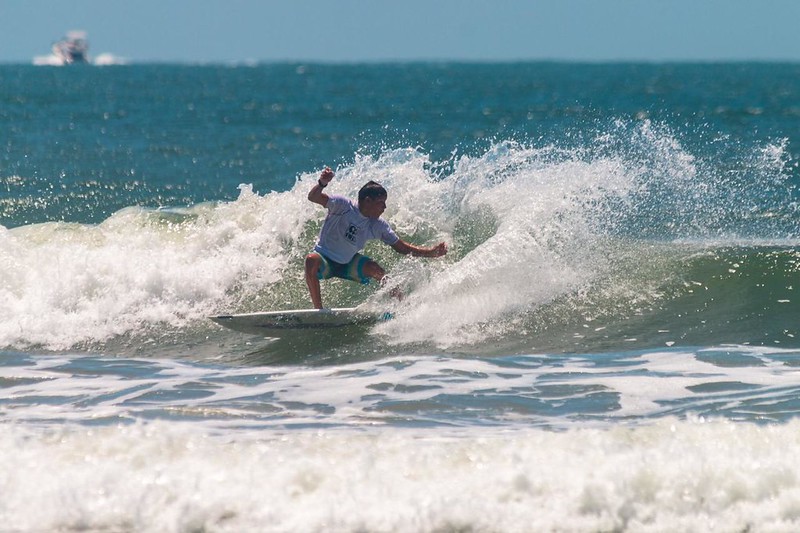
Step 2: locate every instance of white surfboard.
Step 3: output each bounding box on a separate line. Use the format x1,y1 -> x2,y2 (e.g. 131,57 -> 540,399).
209,307 -> 391,336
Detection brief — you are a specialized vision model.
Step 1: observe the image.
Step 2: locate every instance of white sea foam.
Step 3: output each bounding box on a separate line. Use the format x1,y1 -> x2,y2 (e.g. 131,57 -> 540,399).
5,348 -> 800,430
0,184 -> 316,349
3,418 -> 800,532
5,347 -> 800,530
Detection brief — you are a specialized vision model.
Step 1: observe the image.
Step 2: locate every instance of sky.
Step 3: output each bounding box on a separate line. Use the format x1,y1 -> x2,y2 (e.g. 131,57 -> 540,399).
2,0 -> 800,63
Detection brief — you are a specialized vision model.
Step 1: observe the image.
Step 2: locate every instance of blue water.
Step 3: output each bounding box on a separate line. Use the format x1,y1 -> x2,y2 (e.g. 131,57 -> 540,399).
2,62 -> 800,531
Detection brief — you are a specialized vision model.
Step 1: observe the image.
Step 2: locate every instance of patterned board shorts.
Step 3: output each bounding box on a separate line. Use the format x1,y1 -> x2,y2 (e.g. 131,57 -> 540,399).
312,252 -> 372,284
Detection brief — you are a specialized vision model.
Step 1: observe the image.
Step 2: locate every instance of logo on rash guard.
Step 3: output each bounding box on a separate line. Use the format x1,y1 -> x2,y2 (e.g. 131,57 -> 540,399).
345,224 -> 358,242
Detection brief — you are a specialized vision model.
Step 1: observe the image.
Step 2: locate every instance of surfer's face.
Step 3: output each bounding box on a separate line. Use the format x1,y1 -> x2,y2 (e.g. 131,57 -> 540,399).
360,195 -> 387,219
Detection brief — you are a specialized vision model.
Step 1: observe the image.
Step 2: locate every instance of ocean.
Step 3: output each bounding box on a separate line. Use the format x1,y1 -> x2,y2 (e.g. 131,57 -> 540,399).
1,62 -> 799,531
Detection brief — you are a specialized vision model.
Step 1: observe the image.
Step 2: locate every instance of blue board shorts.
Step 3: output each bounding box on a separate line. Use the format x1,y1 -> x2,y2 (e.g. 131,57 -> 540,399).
311,252 -> 372,285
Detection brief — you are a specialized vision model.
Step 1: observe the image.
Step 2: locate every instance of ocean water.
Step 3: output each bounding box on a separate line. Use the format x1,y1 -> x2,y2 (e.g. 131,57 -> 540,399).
1,62 -> 800,531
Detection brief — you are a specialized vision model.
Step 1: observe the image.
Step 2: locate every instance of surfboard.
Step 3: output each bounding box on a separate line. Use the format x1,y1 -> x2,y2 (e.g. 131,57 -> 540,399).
209,307 -> 391,336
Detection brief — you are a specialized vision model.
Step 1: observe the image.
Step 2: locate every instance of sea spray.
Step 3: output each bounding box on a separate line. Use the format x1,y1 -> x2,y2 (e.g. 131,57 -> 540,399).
0,184 -> 312,349
0,121 -> 796,353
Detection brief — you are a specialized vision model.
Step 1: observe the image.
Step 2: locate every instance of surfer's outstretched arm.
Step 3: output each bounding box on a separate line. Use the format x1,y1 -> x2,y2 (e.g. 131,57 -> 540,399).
391,240 -> 448,258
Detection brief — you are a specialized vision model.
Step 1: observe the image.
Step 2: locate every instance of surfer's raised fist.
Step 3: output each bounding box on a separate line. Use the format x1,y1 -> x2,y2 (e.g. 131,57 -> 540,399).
319,167 -> 334,185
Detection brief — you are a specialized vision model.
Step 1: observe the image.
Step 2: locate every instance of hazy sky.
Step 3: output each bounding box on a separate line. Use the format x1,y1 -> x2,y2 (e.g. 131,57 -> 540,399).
2,0 -> 800,63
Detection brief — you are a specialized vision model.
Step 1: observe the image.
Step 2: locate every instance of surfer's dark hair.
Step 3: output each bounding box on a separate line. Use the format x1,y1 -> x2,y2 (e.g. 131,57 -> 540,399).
358,181 -> 387,203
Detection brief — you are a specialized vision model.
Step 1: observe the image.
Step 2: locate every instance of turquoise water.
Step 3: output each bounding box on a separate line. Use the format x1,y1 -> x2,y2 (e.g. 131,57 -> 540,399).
2,63 -> 800,531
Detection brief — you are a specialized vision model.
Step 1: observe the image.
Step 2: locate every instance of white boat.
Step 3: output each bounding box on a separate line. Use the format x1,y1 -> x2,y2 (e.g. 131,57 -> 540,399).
51,31 -> 89,65
34,31 -> 127,66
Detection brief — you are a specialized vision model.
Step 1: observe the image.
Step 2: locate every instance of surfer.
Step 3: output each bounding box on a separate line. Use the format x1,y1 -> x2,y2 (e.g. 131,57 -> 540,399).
305,167 -> 448,309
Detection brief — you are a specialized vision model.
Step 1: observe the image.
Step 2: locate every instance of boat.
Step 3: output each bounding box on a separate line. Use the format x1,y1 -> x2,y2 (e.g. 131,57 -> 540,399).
51,31 -> 89,64
34,30 -> 128,66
